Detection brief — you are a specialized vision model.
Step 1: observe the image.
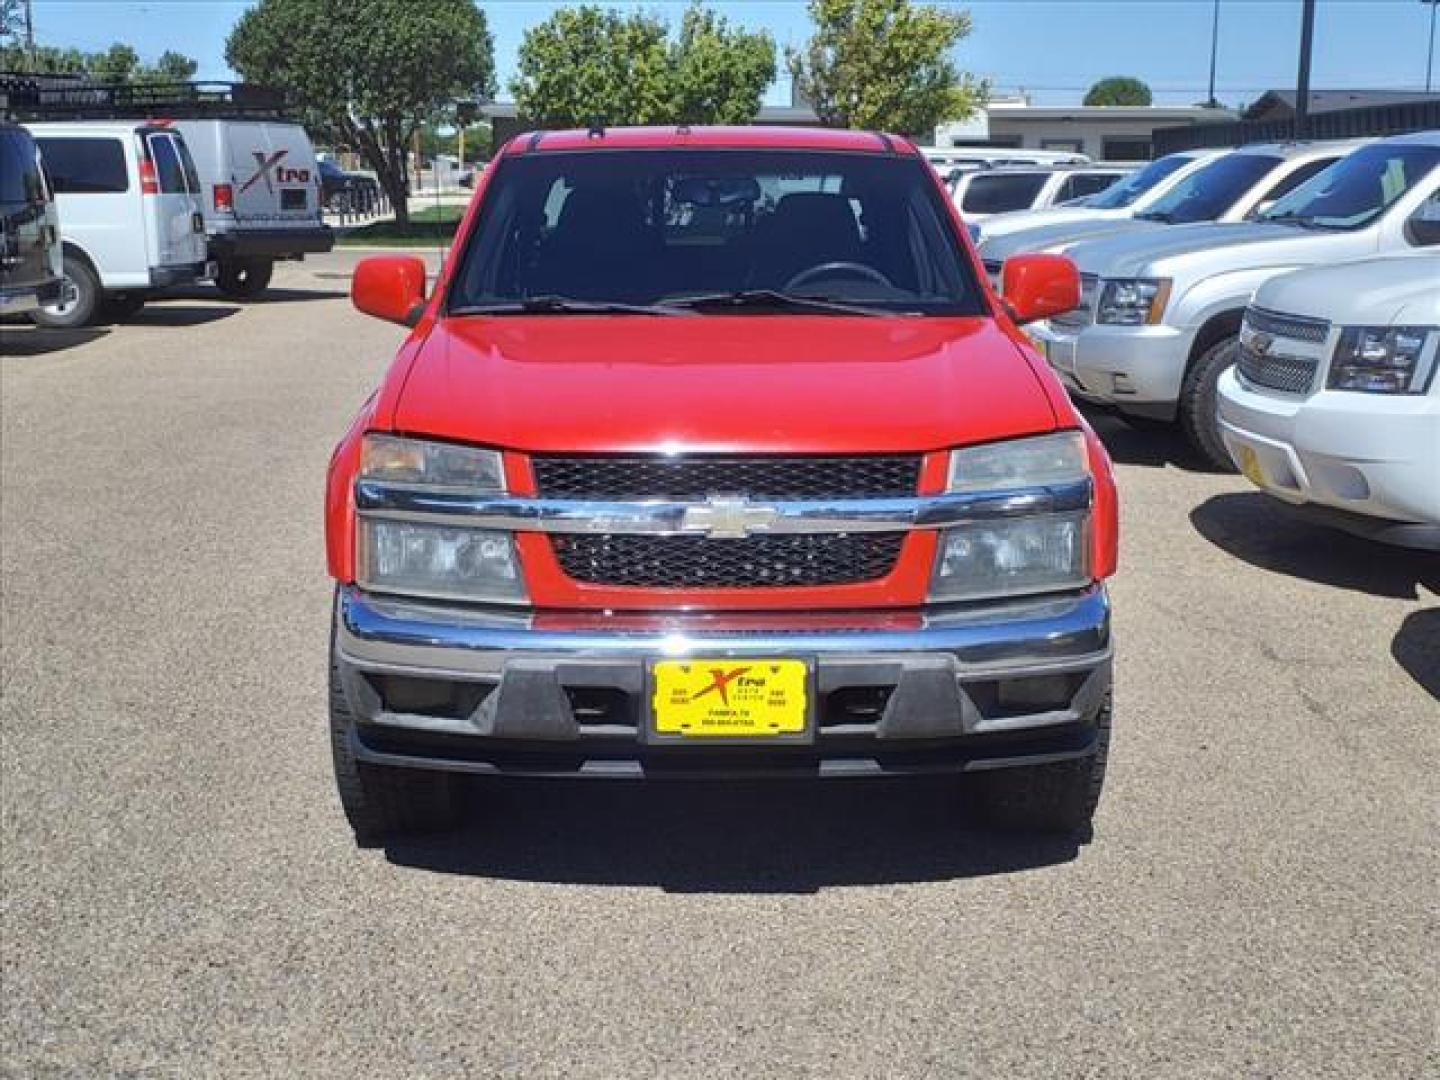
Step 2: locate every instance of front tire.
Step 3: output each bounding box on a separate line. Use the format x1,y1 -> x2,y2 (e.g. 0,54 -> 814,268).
329,648 -> 464,846
1179,337 -> 1240,471
971,694 -> 1112,833
214,257 -> 274,300
30,254 -> 101,329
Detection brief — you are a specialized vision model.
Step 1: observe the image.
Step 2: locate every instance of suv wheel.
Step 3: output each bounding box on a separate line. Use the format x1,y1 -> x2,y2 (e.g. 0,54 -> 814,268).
215,258 -> 274,300
1179,337 -> 1240,471
328,642 -> 464,846
30,255 -> 100,329
971,693 -> 1112,833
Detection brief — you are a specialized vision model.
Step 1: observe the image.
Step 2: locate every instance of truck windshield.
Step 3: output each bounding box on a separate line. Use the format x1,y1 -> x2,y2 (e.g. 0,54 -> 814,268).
1257,143 -> 1440,231
1086,153 -> 1192,210
1134,153 -> 1280,223
449,148 -> 986,316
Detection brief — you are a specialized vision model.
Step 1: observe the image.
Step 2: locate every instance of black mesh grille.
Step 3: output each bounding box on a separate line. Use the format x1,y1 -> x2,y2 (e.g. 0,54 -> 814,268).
532,455 -> 921,501
551,533 -> 906,588
1237,345 -> 1317,395
1246,306 -> 1329,344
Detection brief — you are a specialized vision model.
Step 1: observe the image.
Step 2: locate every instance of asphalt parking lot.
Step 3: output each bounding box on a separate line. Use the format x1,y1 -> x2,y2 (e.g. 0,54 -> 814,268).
3,253 -> 1436,1077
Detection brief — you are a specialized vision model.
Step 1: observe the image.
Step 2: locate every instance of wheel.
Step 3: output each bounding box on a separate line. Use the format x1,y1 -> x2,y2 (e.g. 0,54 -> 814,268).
329,641 -> 464,846
103,292 -> 148,321
29,253 -> 101,328
214,257 -> 274,300
971,693 -> 1112,833
1178,336 -> 1240,471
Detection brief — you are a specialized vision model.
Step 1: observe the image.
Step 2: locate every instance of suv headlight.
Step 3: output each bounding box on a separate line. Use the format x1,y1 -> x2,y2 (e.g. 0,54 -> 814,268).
930,432 -> 1093,601
356,435 -> 526,603
1327,326 -> 1439,394
1096,278 -> 1170,325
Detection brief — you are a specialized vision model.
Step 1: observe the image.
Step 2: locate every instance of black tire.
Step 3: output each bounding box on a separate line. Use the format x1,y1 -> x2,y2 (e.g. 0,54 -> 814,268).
1178,336 -> 1240,471
103,292 -> 148,321
971,693 -> 1112,833
329,647 -> 464,846
214,258 -> 274,300
30,253 -> 101,329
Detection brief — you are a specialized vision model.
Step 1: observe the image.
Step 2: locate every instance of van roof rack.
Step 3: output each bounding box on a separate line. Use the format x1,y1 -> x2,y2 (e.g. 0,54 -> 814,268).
0,74 -> 292,121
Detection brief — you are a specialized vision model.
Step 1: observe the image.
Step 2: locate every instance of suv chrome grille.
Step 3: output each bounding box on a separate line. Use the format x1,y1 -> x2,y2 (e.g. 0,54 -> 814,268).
551,533 -> 906,589
1236,307 -> 1331,395
1237,347 -> 1317,394
1245,306 -> 1330,344
532,455 -> 922,501
1049,274 -> 1097,329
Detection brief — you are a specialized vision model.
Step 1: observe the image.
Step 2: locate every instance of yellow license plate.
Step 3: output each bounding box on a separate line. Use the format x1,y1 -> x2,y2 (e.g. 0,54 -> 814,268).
1236,444 -> 1266,487
652,659 -> 809,739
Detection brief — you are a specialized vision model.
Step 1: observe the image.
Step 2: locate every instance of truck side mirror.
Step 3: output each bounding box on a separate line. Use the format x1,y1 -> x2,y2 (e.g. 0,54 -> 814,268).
352,256 -> 428,327
1002,254 -> 1080,326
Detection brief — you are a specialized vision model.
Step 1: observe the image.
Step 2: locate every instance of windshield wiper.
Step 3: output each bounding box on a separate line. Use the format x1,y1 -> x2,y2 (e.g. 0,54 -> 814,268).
450,295 -> 692,317
1134,210 -> 1175,223
663,289 -> 913,317
1259,211 -> 1342,231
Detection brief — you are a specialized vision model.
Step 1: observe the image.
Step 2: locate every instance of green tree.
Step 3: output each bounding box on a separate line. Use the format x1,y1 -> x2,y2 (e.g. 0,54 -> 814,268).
88,43 -> 140,83
511,7 -> 673,128
786,0 -> 986,137
0,0 -> 26,47
1083,76 -> 1152,106
669,4 -> 775,125
227,0 -> 495,224
0,40 -> 197,80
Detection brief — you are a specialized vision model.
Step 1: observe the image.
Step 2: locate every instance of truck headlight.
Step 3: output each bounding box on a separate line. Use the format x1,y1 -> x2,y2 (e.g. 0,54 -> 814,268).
1096,278 -> 1170,325
1327,326 -> 1438,394
356,435 -> 526,602
931,432 -> 1092,601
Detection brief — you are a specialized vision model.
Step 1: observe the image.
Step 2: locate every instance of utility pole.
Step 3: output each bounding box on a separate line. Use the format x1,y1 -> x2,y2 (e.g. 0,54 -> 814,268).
1425,0 -> 1439,93
1207,0 -> 1221,107
1295,0 -> 1316,137
23,0 -> 36,68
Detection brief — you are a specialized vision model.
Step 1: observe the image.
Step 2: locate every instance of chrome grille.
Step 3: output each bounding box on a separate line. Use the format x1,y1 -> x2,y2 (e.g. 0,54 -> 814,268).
532,455 -> 922,501
1237,343 -> 1318,394
1049,273 -> 1098,329
551,533 -> 906,588
1246,306 -> 1329,344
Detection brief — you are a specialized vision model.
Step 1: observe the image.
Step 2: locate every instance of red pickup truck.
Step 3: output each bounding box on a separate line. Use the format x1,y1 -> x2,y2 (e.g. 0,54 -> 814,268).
326,126 -> 1117,845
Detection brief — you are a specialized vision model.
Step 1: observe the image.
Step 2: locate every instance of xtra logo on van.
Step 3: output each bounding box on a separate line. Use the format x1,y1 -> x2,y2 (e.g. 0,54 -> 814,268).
239,149 -> 312,194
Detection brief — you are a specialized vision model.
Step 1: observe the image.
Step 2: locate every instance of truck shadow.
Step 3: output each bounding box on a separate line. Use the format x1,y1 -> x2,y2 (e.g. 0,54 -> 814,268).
122,304 -> 240,328
383,778 -> 1082,893
1392,609 -> 1440,702
1080,406 -> 1226,473
1190,492 -> 1440,600
0,325 -> 110,357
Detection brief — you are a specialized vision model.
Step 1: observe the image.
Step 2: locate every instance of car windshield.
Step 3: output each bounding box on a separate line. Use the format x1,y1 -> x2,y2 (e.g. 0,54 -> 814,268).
1134,153 -> 1280,223
1257,143 -> 1440,230
1086,153 -> 1192,210
449,148 -> 986,316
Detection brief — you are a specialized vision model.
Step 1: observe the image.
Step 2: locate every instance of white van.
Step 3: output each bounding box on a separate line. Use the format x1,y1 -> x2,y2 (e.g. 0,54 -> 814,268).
27,120 -> 212,328
171,118 -> 333,298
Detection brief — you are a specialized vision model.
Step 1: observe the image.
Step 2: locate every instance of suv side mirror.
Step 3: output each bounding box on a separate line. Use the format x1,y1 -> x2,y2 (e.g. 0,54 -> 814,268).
1002,253 -> 1080,326
352,255 -> 428,326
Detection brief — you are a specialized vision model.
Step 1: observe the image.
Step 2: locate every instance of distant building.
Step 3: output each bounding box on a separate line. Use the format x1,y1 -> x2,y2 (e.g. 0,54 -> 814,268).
1241,89 -> 1440,122
935,100 -> 1235,161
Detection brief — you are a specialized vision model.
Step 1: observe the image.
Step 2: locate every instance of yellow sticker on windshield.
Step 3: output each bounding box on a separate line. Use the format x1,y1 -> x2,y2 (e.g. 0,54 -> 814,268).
1380,159 -> 1406,205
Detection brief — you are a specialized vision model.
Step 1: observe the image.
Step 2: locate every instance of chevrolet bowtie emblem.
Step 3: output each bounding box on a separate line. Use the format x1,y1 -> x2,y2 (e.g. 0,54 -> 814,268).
680,497 -> 779,539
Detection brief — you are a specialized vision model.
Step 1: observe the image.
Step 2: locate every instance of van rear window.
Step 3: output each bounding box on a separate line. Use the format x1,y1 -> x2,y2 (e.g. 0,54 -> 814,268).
34,138 -> 129,194
0,129 -> 47,204
148,135 -> 189,194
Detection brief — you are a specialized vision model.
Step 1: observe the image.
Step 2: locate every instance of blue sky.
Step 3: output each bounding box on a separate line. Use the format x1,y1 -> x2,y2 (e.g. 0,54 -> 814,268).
30,0 -> 1438,109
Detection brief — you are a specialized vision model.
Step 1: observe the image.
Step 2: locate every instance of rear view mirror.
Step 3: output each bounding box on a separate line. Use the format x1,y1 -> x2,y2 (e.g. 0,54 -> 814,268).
673,176 -> 762,208
1001,254 -> 1080,326
352,256 -> 428,327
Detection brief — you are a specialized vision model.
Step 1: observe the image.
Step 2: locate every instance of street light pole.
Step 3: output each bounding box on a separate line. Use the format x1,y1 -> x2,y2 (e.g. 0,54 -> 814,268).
1295,0 -> 1316,137
1425,0 -> 1439,93
1208,0 -> 1221,107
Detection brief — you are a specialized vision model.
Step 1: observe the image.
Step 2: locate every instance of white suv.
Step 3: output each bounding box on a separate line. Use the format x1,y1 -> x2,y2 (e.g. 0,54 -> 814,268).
1218,253 -> 1440,550
1031,132 -> 1440,467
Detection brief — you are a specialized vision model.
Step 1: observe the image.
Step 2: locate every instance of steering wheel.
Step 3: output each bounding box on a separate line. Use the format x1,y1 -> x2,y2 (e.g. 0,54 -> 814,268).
783,261 -> 893,292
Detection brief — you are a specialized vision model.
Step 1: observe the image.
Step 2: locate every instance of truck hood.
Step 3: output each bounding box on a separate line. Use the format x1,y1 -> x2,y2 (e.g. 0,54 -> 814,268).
976,205 -> 1127,244
392,316 -> 1059,454
979,216 -> 1156,262
1067,220 -> 1348,279
1253,252 -> 1440,325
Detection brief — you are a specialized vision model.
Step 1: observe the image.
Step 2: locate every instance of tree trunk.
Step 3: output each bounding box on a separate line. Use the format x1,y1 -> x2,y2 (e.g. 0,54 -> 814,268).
351,117 -> 409,226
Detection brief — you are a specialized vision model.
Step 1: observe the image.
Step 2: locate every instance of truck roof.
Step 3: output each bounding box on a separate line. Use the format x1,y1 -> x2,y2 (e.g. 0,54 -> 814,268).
506,125 -> 914,156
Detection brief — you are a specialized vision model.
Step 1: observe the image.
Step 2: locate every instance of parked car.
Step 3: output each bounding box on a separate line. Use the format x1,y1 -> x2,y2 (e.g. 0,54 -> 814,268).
971,150 -> 1223,246
950,165 -> 1132,221
318,158 -> 381,214
1031,131 -> 1440,467
326,126 -> 1118,844
26,120 -> 212,328
920,146 -> 1091,169
1217,252 -> 1440,550
979,141 -> 1363,285
170,118 -> 333,299
0,121 -> 63,318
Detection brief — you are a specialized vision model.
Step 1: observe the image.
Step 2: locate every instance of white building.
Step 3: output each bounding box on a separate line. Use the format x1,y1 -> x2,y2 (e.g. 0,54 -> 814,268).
936,100 -> 1235,161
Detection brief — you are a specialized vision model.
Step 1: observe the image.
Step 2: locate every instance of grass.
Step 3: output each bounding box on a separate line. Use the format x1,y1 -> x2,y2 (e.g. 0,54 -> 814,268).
335,204 -> 465,246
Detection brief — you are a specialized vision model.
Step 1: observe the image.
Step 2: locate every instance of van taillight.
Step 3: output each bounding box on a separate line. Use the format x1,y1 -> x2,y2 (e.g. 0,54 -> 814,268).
139,159 -> 160,195
213,183 -> 234,213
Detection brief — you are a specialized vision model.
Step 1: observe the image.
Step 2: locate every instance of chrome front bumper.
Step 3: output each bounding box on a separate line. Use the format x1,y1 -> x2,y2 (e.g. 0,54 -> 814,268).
334,585 -> 1113,778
